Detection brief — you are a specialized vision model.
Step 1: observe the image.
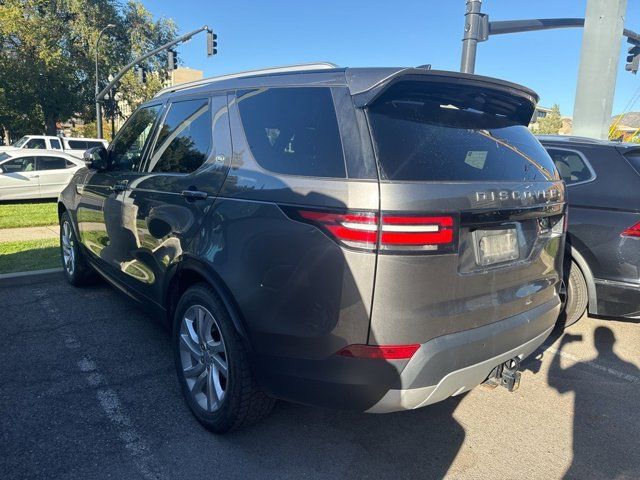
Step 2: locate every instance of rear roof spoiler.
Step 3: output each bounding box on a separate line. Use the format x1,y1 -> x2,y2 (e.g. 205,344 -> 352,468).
346,68 -> 539,126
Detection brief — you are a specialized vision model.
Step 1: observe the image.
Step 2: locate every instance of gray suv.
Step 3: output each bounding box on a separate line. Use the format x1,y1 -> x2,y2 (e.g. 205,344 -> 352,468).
58,64 -> 566,432
539,136 -> 640,323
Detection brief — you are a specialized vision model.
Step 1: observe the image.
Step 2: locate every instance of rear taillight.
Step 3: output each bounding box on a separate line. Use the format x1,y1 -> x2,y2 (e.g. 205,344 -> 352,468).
621,221 -> 640,238
379,215 -> 455,252
286,207 -> 456,253
297,210 -> 378,250
336,344 -> 420,360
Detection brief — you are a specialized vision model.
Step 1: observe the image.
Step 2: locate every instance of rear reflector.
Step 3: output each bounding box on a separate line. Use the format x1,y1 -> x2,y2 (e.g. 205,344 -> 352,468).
286,207 -> 456,253
621,221 -> 640,238
336,344 -> 420,360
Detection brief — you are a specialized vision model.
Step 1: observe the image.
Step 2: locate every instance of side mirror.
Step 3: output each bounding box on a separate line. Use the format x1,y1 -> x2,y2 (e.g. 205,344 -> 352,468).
0,166 -> 4,174
84,146 -> 108,171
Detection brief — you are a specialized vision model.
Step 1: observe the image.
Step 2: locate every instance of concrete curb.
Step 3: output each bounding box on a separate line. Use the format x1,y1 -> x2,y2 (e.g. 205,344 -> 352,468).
0,268 -> 64,288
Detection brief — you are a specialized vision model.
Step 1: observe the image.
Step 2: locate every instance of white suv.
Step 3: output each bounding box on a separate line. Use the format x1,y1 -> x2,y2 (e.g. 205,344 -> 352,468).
0,135 -> 108,159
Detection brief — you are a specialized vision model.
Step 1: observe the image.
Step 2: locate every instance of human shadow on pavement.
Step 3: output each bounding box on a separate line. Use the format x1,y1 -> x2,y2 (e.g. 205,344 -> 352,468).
225,394 -> 467,479
545,326 -> 640,479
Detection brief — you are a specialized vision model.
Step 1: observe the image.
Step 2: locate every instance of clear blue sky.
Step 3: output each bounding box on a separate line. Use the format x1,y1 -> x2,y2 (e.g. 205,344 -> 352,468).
143,0 -> 640,117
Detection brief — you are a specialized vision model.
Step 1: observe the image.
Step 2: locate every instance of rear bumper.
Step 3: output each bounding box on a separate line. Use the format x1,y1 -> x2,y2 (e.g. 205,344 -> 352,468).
254,299 -> 559,412
595,278 -> 640,319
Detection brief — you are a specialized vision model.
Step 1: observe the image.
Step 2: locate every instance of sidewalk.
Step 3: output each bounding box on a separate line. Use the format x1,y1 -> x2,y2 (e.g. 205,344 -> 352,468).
0,225 -> 59,242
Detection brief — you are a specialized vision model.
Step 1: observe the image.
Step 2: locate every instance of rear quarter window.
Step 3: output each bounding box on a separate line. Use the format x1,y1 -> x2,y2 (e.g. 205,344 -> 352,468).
546,148 -> 595,185
67,140 -> 88,150
367,84 -> 558,182
236,87 -> 346,178
624,151 -> 640,176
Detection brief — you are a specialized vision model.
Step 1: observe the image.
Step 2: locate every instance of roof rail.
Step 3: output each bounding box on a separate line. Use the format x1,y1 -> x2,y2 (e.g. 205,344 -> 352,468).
154,62 -> 340,98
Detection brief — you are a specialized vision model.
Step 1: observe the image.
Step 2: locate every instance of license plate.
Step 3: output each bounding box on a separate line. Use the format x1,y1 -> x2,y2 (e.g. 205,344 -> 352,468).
473,229 -> 519,266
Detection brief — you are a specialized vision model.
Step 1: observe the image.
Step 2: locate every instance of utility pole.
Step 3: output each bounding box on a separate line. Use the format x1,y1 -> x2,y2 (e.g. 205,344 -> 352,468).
459,0 -> 634,140
572,0 -> 628,140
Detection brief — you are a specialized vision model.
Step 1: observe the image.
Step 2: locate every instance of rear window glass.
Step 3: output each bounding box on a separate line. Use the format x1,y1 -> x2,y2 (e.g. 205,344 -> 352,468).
367,83 -> 558,182
237,87 -> 346,178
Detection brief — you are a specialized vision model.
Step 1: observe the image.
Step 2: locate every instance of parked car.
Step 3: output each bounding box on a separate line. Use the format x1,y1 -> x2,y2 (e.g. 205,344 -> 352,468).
0,149 -> 85,200
539,135 -> 640,324
0,135 -> 108,159
58,64 -> 566,432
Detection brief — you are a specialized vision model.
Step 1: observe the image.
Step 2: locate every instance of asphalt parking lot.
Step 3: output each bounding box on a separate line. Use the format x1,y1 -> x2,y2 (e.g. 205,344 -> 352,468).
1,276 -> 639,480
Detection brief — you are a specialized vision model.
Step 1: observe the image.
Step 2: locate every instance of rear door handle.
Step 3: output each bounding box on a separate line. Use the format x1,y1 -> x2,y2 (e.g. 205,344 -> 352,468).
180,189 -> 208,201
111,181 -> 128,192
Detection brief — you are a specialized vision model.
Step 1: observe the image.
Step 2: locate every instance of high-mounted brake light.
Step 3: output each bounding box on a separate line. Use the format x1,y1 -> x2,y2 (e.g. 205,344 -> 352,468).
621,221 -> 640,238
286,208 -> 457,253
336,344 -> 420,360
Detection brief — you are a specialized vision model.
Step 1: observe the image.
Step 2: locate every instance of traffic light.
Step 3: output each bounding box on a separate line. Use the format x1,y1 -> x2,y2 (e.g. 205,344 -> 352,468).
136,66 -> 147,83
168,49 -> 178,70
207,30 -> 218,56
626,39 -> 640,74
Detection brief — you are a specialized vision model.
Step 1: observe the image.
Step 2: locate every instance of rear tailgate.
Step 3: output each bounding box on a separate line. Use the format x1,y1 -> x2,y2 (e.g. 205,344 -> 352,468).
362,72 -> 566,345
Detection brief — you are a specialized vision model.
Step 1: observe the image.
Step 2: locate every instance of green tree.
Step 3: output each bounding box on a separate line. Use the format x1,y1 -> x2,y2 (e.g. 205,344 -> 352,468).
0,0 -> 176,139
536,104 -> 563,135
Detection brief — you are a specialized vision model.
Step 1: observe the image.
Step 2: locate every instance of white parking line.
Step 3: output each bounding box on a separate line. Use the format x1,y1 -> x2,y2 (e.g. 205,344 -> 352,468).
544,345 -> 640,384
34,287 -> 166,480
77,357 -> 165,480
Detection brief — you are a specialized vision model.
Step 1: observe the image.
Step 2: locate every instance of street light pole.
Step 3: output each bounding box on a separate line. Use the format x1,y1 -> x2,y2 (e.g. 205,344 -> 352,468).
95,24 -> 115,140
96,25 -> 211,104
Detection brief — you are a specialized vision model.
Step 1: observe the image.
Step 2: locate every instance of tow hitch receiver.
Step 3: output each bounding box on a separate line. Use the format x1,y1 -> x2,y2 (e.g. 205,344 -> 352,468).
483,357 -> 522,392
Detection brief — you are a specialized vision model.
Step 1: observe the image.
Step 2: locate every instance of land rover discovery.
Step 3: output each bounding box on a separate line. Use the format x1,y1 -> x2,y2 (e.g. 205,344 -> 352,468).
58,64 -> 566,432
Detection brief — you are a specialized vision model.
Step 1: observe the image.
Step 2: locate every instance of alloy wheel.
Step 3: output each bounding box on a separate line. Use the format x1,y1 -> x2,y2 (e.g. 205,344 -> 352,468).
61,221 -> 76,277
179,304 -> 229,412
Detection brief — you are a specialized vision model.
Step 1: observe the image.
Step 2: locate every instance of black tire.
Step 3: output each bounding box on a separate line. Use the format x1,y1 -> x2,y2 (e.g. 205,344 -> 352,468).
559,260 -> 588,328
60,211 -> 95,286
172,283 -> 274,433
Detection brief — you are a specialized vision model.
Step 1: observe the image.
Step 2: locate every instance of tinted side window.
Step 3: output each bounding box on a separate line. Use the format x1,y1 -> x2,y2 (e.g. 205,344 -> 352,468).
1,157 -> 36,173
237,87 -> 346,178
25,138 -> 46,149
37,156 -> 67,170
50,139 -> 62,150
148,98 -> 212,173
67,140 -> 87,150
85,141 -> 105,149
110,104 -> 162,172
546,148 -> 594,185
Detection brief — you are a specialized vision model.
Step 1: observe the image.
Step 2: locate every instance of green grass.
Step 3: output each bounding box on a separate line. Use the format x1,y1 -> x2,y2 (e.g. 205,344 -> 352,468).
0,201 -> 58,229
0,238 -> 60,274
